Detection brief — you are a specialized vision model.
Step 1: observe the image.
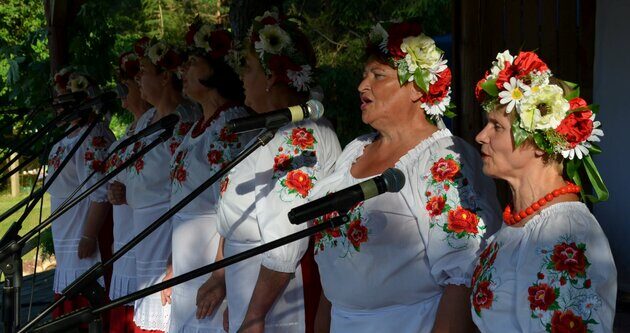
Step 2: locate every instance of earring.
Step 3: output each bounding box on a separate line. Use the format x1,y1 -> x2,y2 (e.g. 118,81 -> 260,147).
265,87 -> 270,92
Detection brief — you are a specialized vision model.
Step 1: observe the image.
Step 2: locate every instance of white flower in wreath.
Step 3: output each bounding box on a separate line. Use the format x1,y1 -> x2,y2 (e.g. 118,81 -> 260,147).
147,41 -> 168,65
194,25 -> 214,52
422,89 -> 451,116
400,34 -> 443,78
287,65 -> 312,92
529,70 -> 551,88
490,50 -> 515,77
518,84 -> 569,131
498,77 -> 531,113
560,114 -> 603,160
68,73 -> 89,93
369,23 -> 388,53
255,24 -> 291,55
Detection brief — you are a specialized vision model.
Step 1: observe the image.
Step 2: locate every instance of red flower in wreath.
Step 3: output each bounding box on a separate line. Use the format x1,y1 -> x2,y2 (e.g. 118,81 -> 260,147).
346,219 -> 368,249
208,30 -> 232,59
268,55 -> 301,84
284,169 -> 313,198
134,158 -> 144,172
513,51 -> 549,79
472,281 -> 494,313
207,150 -> 223,164
386,22 -> 423,59
426,195 -> 446,217
551,242 -> 587,278
92,136 -> 107,148
291,127 -> 315,150
447,207 -> 479,234
84,151 -> 95,161
550,310 -> 586,333
273,154 -> 293,172
555,98 -> 593,148
219,127 -> 238,143
528,283 -> 557,311
430,157 -> 460,182
420,68 -> 451,104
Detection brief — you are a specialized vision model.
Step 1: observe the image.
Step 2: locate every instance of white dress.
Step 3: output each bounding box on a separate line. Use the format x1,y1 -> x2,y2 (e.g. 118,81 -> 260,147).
124,105 -> 201,331
168,104 -> 251,333
311,129 -> 501,333
217,120 -> 341,333
470,202 -> 617,333
46,122 -> 115,293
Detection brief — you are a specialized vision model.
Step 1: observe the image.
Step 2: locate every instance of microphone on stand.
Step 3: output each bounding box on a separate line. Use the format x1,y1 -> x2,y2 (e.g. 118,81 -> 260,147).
226,99 -> 324,133
287,168 -> 406,225
110,114 -> 180,153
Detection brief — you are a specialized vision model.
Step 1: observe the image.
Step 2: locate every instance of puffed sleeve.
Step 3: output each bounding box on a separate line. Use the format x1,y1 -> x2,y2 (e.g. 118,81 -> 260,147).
514,207 -> 617,333
255,120 -> 341,273
406,137 -> 500,287
77,122 -> 116,202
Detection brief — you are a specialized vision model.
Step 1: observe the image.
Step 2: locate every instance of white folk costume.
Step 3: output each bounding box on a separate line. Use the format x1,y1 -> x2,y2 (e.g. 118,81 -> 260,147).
217,120 -> 341,332
124,105 -> 200,331
470,202 -> 616,332
168,104 -> 250,333
310,130 -> 500,333
46,122 -> 115,293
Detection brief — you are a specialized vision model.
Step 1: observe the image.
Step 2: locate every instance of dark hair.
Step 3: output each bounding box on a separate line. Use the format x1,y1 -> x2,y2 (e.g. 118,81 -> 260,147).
198,55 -> 244,103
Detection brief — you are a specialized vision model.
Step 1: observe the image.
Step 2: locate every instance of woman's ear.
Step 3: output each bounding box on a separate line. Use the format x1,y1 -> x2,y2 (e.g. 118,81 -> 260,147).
266,71 -> 279,92
160,71 -> 171,87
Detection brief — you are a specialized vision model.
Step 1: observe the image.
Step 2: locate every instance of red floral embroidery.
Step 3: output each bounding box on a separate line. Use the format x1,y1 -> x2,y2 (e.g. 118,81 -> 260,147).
528,283 -> 558,311
346,219 -> 368,250
284,170 -> 313,198
169,141 -> 180,155
175,167 -> 186,182
273,154 -> 293,172
550,310 -> 586,333
177,122 -> 193,136
219,127 -> 238,143
426,195 -> 446,217
472,281 -> 494,314
91,160 -> 105,173
290,127 -> 315,150
134,159 -> 144,172
447,206 -> 479,234
430,157 -> 460,182
84,151 -> 94,161
551,242 -> 587,278
220,177 -> 229,196
91,136 -> 107,148
207,150 -> 223,164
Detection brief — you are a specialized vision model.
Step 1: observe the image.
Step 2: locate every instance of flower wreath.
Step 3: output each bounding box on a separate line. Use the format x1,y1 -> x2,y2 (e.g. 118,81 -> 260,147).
476,50 -> 608,202
53,67 -> 90,93
134,36 -> 183,72
247,8 -> 314,92
367,21 -> 454,122
118,51 -> 140,80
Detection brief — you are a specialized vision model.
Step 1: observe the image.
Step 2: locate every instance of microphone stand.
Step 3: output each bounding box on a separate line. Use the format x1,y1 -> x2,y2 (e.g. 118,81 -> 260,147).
31,213 -> 353,333
0,117 -> 99,333
19,128 -> 276,332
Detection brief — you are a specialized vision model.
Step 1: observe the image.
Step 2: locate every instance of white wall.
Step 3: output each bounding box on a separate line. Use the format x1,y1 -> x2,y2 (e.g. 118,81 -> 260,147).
593,0 -> 630,292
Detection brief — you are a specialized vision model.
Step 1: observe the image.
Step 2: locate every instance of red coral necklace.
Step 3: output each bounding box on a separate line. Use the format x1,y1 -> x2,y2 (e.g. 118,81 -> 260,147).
503,182 -> 581,226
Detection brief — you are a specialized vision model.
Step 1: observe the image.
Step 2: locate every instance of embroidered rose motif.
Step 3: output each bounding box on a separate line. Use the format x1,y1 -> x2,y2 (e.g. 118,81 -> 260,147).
528,283 -> 558,311
178,122 -> 193,136
426,195 -> 446,217
219,127 -> 238,143
273,154 -> 293,172
169,141 -> 180,155
430,157 -> 460,182
446,206 -> 479,235
551,242 -> 587,278
346,219 -> 368,250
134,159 -> 144,172
283,169 -> 313,198
175,167 -> 186,182
91,159 -> 105,173
84,151 -> 94,161
220,176 -> 229,196
472,281 -> 494,314
550,310 -> 586,333
291,127 -> 315,150
207,150 -> 223,164
91,136 -> 107,148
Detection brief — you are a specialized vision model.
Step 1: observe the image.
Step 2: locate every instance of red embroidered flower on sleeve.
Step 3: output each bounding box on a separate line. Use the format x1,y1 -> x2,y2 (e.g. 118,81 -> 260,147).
528,283 -> 558,311
134,159 -> 144,172
178,122 -> 193,136
219,176 -> 229,196
91,136 -> 107,148
426,195 -> 447,217
346,219 -> 368,250
550,310 -> 586,333
290,127 -> 316,150
169,141 -> 180,155
207,150 -> 223,164
446,206 -> 480,235
283,169 -> 314,198
551,242 -> 588,278
273,154 -> 293,172
91,159 -> 105,173
84,151 -> 94,161
430,157 -> 461,182
175,167 -> 186,182
219,127 -> 238,143
472,281 -> 494,315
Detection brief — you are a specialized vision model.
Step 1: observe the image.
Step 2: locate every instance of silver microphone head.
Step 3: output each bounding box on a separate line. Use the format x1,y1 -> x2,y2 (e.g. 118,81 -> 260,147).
306,99 -> 324,120
382,168 -> 406,193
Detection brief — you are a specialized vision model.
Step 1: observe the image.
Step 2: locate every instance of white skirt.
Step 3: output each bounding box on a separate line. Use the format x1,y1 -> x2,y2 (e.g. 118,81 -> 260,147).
330,294 -> 441,333
110,204 -> 137,301
170,212 -> 225,333
223,240 -> 305,333
132,202 -> 172,331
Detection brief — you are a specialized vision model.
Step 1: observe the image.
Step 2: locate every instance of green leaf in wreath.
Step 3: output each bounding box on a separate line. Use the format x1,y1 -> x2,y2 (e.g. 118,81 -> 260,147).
414,69 -> 431,93
512,121 -> 530,147
481,79 -> 499,97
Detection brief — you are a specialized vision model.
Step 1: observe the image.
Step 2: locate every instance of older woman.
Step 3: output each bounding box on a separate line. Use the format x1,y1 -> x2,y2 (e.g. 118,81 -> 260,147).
47,67 -> 115,318
159,22 -> 252,332
309,21 -> 500,333
106,50 -> 152,332
470,50 -> 616,332
196,8 -> 341,333
107,38 -> 200,332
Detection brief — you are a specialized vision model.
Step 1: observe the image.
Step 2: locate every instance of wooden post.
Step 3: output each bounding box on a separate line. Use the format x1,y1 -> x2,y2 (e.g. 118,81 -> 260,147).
10,153 -> 20,197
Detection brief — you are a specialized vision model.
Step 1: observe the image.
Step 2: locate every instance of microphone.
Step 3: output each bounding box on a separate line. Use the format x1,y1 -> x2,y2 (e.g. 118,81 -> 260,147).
287,168 -> 406,225
111,114 -> 180,153
226,99 -> 324,133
